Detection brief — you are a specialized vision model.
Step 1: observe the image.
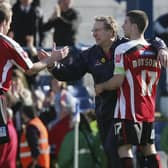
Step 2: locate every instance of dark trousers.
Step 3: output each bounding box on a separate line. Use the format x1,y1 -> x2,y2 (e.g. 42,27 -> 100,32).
97,118 -> 121,168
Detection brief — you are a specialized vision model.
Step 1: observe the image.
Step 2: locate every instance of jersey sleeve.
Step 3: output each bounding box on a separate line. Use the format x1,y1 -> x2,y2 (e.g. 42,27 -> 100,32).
3,35 -> 33,71
9,40 -> 33,71
114,46 -> 126,75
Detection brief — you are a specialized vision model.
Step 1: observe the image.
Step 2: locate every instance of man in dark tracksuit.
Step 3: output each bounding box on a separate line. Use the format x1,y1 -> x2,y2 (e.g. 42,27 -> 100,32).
47,16 -> 122,168
46,16 -> 167,168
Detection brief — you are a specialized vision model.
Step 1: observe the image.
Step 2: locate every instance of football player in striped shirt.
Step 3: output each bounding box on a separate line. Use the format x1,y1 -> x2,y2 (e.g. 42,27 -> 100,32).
96,10 -> 162,168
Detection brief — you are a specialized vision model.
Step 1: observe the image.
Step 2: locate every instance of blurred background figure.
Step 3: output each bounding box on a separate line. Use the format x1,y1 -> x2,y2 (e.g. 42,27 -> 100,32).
154,13 -> 168,45
47,78 -> 67,126
48,87 -> 73,168
42,0 -> 81,47
8,0 -> 45,89
19,105 -> 50,168
32,87 -> 56,127
9,0 -> 44,53
153,13 -> 168,113
57,85 -> 107,168
8,69 -> 33,138
0,0 -> 10,3
0,108 -> 18,168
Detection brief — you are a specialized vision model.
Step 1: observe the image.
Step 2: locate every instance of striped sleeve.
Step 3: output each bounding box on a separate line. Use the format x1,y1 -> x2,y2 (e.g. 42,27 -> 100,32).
114,45 -> 125,75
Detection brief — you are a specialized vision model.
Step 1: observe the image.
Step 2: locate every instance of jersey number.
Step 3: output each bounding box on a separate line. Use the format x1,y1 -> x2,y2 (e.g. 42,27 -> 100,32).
141,70 -> 158,96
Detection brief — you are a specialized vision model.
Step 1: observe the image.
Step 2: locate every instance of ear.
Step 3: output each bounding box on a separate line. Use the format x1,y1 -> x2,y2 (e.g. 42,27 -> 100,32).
132,23 -> 138,32
0,21 -> 4,27
1,20 -> 7,27
108,29 -> 114,38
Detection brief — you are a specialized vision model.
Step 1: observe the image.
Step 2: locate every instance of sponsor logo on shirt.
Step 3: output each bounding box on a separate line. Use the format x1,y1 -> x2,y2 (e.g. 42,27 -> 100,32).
115,54 -> 122,63
101,57 -> 106,63
139,50 -> 155,57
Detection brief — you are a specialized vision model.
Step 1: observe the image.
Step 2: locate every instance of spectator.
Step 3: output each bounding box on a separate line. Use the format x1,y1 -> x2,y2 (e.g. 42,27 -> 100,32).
153,13 -> 168,112
160,124 -> 168,154
0,2 -> 68,144
48,88 -> 73,167
154,13 -> 168,45
57,87 -> 106,168
33,88 -> 56,126
8,69 -> 33,140
20,105 -> 50,168
0,108 -> 18,168
9,0 -> 44,49
42,0 -> 80,47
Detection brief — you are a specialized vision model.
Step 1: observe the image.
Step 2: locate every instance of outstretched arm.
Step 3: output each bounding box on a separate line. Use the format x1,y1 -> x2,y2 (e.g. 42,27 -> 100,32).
26,45 -> 69,75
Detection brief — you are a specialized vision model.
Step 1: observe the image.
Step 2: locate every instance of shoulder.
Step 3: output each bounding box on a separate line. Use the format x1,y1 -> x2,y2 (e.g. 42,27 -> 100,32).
115,40 -> 135,54
80,45 -> 102,59
87,44 -> 102,53
69,8 -> 78,15
115,40 -> 149,55
0,33 -> 24,52
12,3 -> 19,11
114,37 -> 129,46
0,33 -> 19,48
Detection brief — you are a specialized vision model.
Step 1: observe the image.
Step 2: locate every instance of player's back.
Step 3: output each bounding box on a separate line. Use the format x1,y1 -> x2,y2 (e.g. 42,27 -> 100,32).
114,40 -> 161,122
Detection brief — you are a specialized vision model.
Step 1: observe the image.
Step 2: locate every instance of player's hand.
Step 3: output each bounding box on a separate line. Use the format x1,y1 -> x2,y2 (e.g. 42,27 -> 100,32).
51,43 -> 69,61
95,84 -> 104,96
37,49 -> 50,60
158,48 -> 168,67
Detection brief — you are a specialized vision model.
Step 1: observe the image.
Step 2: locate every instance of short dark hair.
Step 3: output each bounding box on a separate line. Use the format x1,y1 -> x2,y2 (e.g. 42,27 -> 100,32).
127,10 -> 148,34
0,2 -> 12,24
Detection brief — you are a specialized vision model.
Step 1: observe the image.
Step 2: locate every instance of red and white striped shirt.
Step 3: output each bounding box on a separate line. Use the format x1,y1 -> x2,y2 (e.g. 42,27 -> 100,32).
114,39 -> 161,122
0,33 -> 33,92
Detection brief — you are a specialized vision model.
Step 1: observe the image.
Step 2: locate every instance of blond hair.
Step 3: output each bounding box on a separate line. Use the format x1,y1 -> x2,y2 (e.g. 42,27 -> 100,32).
95,16 -> 118,40
0,2 -> 12,23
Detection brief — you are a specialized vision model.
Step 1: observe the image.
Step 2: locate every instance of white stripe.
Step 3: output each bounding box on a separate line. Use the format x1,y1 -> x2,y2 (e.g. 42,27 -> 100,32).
20,152 -> 31,158
0,98 -> 7,124
40,147 -> 50,154
126,70 -> 137,122
0,33 -> 33,70
114,99 -> 119,118
39,138 -> 48,144
20,148 -> 50,158
0,60 -> 13,88
20,141 -> 28,147
119,88 -> 126,119
78,148 -> 90,154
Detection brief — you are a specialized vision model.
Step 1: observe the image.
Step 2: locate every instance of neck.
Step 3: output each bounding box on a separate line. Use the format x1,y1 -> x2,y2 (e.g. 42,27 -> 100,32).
130,33 -> 144,41
101,39 -> 114,53
0,27 -> 5,34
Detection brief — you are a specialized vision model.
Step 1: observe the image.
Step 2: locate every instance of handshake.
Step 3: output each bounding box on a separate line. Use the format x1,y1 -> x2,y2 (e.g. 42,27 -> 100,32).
37,43 -> 69,69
